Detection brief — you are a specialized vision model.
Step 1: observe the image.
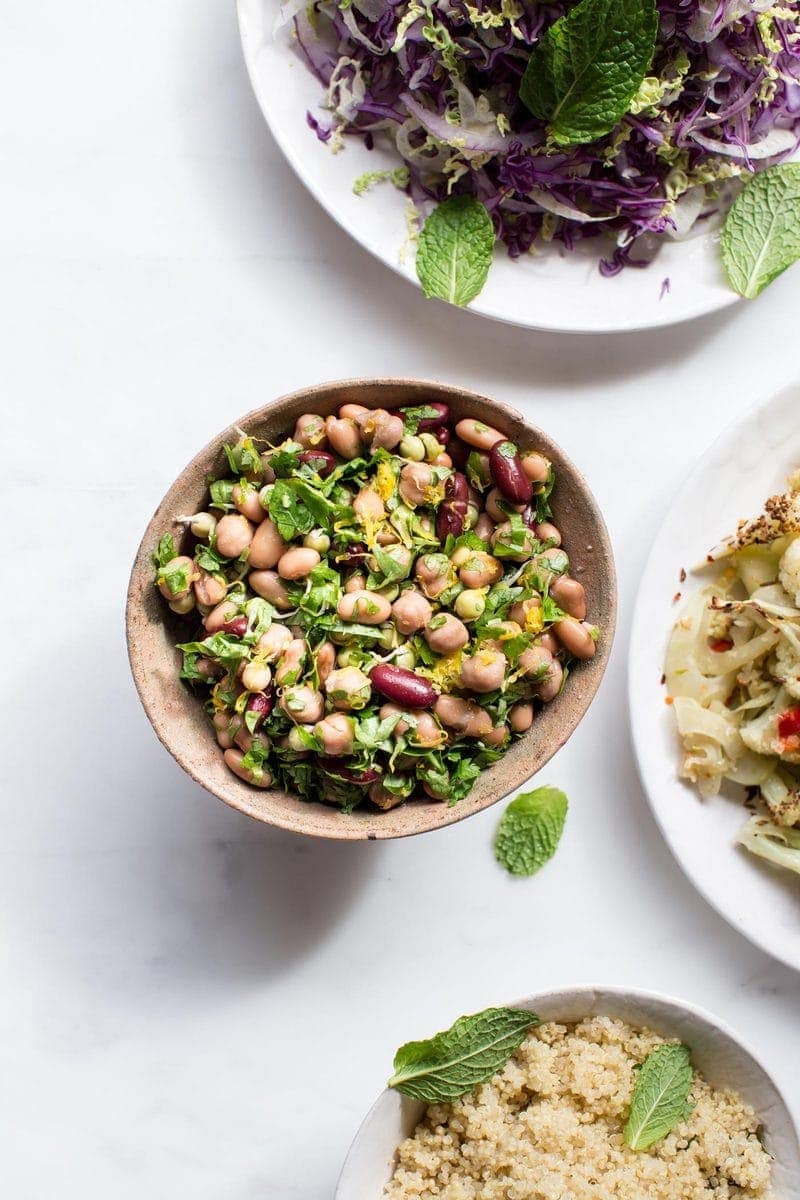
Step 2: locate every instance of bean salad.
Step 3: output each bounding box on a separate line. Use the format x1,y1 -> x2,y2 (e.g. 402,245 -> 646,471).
153,400 -> 599,813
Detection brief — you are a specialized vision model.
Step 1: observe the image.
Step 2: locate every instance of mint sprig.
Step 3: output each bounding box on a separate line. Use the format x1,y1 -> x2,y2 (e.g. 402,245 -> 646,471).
494,786 -> 568,876
520,0 -> 658,147
624,1044 -> 695,1150
721,164 -> 800,299
416,196 -> 495,307
388,1007 -> 539,1103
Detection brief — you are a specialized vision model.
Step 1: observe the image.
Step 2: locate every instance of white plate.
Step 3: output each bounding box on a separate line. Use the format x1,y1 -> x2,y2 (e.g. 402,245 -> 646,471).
630,381 -> 800,971
336,986 -> 800,1198
237,0 -> 741,334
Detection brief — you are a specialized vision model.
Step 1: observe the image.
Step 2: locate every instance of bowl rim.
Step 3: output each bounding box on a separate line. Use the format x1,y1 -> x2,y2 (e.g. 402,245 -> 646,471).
126,377 -> 617,840
335,982 -> 800,1198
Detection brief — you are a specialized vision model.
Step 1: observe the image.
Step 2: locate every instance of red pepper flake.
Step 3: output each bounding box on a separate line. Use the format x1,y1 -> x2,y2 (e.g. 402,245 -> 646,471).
709,638 -> 734,652
778,707 -> 800,740
679,567 -> 687,583
660,673 -> 666,686
673,592 -> 682,603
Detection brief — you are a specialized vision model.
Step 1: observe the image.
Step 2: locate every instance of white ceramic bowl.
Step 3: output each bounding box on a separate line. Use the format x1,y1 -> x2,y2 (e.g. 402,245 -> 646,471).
629,380 -> 800,970
237,0 -> 741,333
336,985 -> 800,1199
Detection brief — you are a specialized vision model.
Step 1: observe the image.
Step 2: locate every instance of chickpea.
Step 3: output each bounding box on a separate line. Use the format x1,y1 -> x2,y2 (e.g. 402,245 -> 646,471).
455,417 -> 504,450
232,481 -> 266,525
407,711 -> 445,748
277,546 -> 320,580
315,712 -> 355,756
492,521 -> 537,561
424,613 -> 469,654
304,528 -> 330,554
450,546 -> 472,569
379,703 -> 409,735
345,571 -> 367,594
455,588 -> 486,622
519,645 -> 563,701
294,413 -> 327,449
434,695 -> 493,739
275,638 -> 307,687
204,599 -> 239,633
353,486 -> 385,524
241,660 -> 271,693
193,570 -> 227,608
357,408 -> 404,451
169,593 -> 195,615
554,618 -> 597,660
459,552 -> 502,590
157,555 -> 197,601
376,623 -> 400,651
519,644 -> 553,679
474,513 -> 494,541
391,589 -> 432,635
223,748 -> 273,788
509,702 -> 534,733
216,513 -> 255,559
249,570 -> 293,610
521,452 -> 551,484
536,522 -> 562,547
338,402 -> 369,422
415,553 -> 453,600
483,724 -> 509,748
369,781 -> 404,810
325,415 -> 361,459
316,640 -> 336,685
286,726 -> 313,755
257,623 -> 293,661
324,666 -> 372,710
399,462 -> 434,507
249,518 -> 287,570
460,648 -> 506,693
189,512 -> 216,540
399,434 -> 426,461
486,488 -> 521,523
550,576 -> 587,620
280,685 -> 324,724
337,589 -> 392,625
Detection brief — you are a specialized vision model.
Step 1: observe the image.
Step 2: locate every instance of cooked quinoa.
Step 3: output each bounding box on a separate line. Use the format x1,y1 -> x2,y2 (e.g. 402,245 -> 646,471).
384,1016 -> 773,1200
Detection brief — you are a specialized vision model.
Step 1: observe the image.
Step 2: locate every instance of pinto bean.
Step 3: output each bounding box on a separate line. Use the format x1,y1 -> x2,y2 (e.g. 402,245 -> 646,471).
223,748 -> 273,788
249,518 -> 287,570
399,462 -> 434,507
157,555 -> 197,601
280,686 -> 324,724
509,596 -> 542,629
434,695 -> 493,738
193,570 -> 227,608
550,576 -> 587,620
369,781 -> 404,810
337,590 -> 392,625
474,512 -> 494,541
294,413 -> 327,449
204,599 -> 239,633
277,547 -> 320,580
460,649 -> 506,693
315,712 -> 355,757
232,482 -> 266,524
521,452 -> 551,484
536,522 -> 562,546
455,418 -> 504,451
275,638 -> 307,687
256,623 -> 293,661
369,664 -> 436,708
509,702 -> 534,732
424,613 -> 469,654
492,521 -> 538,561
249,570 -> 293,610
325,415 -> 361,459
483,725 -> 509,748
216,514 -> 254,559
554,618 -> 597,659
316,640 -> 336,685
338,402 -> 370,421
485,488 -> 521,524
458,552 -> 502,590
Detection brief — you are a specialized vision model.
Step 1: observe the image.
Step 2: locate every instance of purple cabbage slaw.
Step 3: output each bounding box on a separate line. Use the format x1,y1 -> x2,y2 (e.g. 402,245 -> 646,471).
286,0 -> 800,273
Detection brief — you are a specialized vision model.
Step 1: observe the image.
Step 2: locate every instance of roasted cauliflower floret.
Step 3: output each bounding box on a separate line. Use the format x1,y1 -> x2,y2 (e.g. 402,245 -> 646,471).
778,535 -> 800,606
740,689 -> 800,764
772,639 -> 800,700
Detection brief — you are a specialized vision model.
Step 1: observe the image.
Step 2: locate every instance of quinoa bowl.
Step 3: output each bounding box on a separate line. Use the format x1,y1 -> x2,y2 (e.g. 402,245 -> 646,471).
337,985 -> 800,1199
126,379 -> 615,840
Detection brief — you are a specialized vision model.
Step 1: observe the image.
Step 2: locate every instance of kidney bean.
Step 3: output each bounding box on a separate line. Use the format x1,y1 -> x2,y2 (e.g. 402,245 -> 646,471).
246,690 -> 274,728
489,440 -> 532,504
432,425 -> 449,445
407,401 -> 449,431
220,615 -> 248,637
520,503 -> 538,531
337,542 -> 369,567
319,759 -> 379,785
298,449 -> 336,477
369,664 -> 436,708
435,471 -> 469,540
446,438 -> 468,470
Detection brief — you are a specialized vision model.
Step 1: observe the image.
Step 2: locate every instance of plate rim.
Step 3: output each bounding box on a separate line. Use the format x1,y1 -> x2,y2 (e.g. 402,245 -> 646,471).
236,0 -> 742,336
628,377 -> 800,972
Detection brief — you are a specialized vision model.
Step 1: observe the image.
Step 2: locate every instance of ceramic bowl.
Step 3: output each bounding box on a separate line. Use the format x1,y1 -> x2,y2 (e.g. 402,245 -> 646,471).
336,985 -> 800,1198
126,379 -> 616,840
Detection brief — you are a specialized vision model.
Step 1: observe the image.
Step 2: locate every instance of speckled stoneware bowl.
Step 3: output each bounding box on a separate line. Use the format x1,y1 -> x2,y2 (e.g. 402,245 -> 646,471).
336,986 -> 800,1199
126,379 -> 616,840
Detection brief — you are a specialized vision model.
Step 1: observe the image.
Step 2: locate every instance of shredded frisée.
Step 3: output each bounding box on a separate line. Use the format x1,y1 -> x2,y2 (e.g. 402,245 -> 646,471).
666,472 -> 800,878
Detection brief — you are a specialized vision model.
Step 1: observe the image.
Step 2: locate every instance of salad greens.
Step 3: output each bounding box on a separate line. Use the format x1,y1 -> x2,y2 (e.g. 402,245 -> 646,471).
388,1007 -> 539,1102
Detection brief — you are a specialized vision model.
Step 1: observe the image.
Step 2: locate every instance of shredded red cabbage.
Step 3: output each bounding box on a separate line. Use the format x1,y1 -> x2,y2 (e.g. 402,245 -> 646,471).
289,0 -> 800,272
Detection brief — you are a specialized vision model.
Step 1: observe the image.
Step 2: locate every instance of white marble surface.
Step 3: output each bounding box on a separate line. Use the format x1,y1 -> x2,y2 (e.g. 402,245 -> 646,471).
1,3 -> 799,1197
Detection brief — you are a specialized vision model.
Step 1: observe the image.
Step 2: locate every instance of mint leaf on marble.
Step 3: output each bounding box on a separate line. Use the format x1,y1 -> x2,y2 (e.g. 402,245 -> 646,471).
721,164 -> 800,298
416,196 -> 495,307
494,786 -> 568,876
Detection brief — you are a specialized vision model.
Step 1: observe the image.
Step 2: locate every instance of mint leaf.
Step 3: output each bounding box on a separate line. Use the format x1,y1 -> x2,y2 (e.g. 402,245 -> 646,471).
721,164 -> 800,299
625,1044 -> 695,1150
520,0 -> 658,147
494,786 -> 568,876
416,196 -> 495,307
388,1007 -> 539,1102
153,533 -> 176,569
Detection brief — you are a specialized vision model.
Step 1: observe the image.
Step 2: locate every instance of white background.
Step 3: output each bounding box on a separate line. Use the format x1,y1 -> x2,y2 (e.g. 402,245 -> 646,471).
1,3 -> 798,1197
